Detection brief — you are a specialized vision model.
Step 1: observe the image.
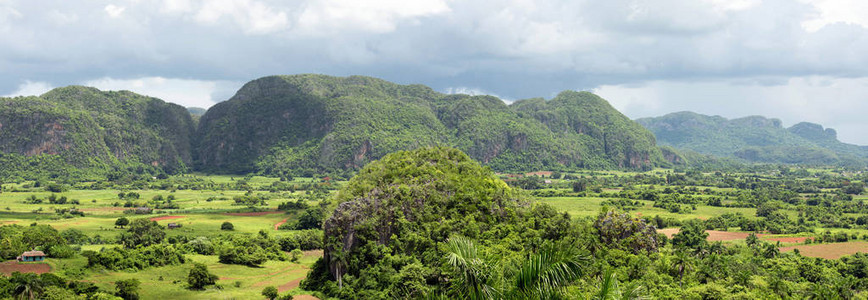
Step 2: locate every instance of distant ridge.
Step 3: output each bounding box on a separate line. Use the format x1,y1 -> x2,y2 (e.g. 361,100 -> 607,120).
637,111 -> 868,166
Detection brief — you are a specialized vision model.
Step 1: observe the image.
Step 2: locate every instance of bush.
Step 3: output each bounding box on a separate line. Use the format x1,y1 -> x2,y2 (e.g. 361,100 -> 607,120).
262,286 -> 278,300
48,244 -> 76,258
290,249 -> 303,262
278,230 -> 324,251
115,278 -> 141,300
221,221 -> 234,231
83,244 -> 185,270
187,262 -> 218,290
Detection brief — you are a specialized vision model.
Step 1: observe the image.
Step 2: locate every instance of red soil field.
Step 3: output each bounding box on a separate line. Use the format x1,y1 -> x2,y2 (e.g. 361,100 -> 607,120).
223,211 -> 282,216
780,241 -> 868,259
0,261 -> 51,275
274,218 -> 288,230
278,277 -> 303,292
149,215 -> 185,221
765,236 -> 810,244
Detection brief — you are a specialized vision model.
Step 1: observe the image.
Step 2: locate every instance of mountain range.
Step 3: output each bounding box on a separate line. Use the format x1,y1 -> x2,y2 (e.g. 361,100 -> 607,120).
2,75 -> 865,180
637,111 -> 868,165
0,74 -> 671,179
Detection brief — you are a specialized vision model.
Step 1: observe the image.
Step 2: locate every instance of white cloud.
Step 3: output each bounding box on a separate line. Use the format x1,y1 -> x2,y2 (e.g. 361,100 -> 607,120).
1,0 -> 868,145
84,77 -> 241,108
190,0 -> 289,34
104,4 -> 125,18
4,81 -> 54,97
296,0 -> 449,34
444,86 -> 510,102
801,0 -> 868,32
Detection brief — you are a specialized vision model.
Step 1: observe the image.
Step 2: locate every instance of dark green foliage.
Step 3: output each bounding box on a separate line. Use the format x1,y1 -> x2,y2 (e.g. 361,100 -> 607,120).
0,224 -> 67,259
0,272 -> 104,300
60,228 -> 89,245
115,217 -> 129,228
292,207 -> 324,230
115,279 -> 140,300
443,237 -> 587,300
187,263 -> 218,290
278,229 -> 323,251
220,221 -> 234,231
118,219 -> 166,249
0,87 -> 195,181
593,209 -> 661,254
196,75 -> 667,175
216,231 -> 286,266
672,219 -> 708,250
303,147 -> 575,299
82,244 -> 185,270
638,112 -> 868,166
262,286 -> 278,300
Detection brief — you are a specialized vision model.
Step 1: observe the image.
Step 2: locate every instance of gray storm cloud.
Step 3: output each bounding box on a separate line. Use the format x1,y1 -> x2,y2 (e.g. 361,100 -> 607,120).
1,0 -> 867,143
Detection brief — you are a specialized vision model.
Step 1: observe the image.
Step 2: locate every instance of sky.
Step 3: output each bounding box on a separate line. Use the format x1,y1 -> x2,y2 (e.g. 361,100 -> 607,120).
2,0 -> 868,144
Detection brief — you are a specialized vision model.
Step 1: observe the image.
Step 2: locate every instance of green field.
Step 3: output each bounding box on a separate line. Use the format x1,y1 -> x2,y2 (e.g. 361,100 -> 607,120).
0,175 -> 330,299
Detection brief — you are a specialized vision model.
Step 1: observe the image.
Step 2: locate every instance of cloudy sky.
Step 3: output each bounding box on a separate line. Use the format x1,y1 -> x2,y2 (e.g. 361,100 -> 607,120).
2,0 -> 868,144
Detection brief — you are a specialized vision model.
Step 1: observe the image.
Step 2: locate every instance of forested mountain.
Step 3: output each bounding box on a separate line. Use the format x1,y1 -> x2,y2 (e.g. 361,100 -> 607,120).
195,74 -> 670,175
0,86 -> 195,179
637,111 -> 868,165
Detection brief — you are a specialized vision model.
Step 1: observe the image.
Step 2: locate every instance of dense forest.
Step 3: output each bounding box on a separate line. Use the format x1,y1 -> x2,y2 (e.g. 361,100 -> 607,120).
299,147 -> 868,299
637,111 -> 868,166
0,86 -> 195,181
0,75 -> 672,181
196,74 -> 670,176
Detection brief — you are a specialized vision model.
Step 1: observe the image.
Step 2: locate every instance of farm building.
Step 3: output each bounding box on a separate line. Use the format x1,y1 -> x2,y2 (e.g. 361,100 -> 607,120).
16,251 -> 46,262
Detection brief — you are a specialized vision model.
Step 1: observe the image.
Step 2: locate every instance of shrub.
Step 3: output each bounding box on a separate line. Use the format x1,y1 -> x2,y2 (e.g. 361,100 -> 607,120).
187,262 -> 218,290
221,221 -> 234,231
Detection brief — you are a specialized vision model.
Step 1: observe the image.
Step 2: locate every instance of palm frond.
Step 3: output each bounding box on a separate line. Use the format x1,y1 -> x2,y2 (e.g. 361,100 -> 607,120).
513,242 -> 588,299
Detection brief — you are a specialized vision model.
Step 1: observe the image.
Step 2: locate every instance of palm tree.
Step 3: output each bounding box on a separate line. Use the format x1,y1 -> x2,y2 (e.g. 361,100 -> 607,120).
671,251 -> 694,288
444,237 -> 499,300
443,237 -> 588,300
12,273 -> 44,300
510,242 -> 586,299
329,247 -> 348,290
592,268 -> 646,300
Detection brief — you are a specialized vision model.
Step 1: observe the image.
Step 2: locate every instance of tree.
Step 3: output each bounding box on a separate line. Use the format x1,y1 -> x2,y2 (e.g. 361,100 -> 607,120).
115,279 -> 140,300
187,263 -> 218,290
573,180 -> 588,192
261,286 -> 278,300
12,272 -> 44,300
671,250 -> 694,288
221,221 -> 234,231
289,249 -> 303,262
293,207 -> 323,230
115,217 -> 130,229
118,219 -> 165,249
672,219 -> 708,250
593,268 -> 645,300
745,233 -> 759,247
443,237 -> 587,300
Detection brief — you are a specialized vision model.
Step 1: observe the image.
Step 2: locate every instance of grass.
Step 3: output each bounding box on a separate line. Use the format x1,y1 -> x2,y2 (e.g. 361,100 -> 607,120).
46,252 -> 321,299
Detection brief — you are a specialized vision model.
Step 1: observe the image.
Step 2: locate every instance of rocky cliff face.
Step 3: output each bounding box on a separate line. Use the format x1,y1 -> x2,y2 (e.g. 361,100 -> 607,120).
0,86 -> 195,175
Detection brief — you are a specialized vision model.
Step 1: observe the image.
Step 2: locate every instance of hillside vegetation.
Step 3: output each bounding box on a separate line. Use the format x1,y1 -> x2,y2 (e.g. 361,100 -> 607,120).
196,74 -> 670,175
637,111 -> 868,166
0,86 -> 195,180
